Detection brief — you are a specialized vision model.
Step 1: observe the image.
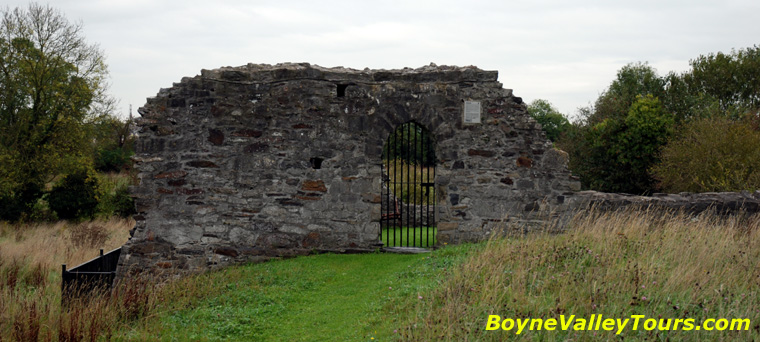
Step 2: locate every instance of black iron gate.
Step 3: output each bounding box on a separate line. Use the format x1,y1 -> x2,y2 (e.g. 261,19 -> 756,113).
381,122 -> 436,248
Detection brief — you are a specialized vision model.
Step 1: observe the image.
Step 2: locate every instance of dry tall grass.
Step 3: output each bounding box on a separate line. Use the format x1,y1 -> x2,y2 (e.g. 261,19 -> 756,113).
4,209 -> 759,341
399,208 -> 760,341
0,218 -> 135,341
0,218 -> 131,268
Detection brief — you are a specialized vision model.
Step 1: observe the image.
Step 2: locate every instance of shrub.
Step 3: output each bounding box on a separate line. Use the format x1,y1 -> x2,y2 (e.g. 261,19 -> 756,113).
110,185 -> 136,218
652,116 -> 760,192
48,168 -> 100,220
95,173 -> 135,218
27,198 -> 58,222
94,146 -> 133,173
0,192 -> 23,222
0,181 -> 44,222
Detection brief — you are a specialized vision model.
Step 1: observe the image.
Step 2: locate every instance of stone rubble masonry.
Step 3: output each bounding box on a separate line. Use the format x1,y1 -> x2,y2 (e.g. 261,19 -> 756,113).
115,62 -> 760,281
116,62 -> 582,279
570,190 -> 760,216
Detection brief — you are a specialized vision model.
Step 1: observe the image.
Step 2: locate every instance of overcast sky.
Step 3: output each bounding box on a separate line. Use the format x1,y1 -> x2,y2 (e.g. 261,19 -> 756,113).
6,0 -> 759,119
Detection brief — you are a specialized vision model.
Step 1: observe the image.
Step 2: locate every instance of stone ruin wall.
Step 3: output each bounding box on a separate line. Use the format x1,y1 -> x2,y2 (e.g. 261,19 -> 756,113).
571,190 -> 760,217
116,63 -> 581,278
116,62 -> 760,280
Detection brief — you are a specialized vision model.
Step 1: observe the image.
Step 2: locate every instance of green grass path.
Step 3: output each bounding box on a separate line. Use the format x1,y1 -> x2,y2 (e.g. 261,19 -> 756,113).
117,248 -> 471,341
262,253 -> 414,341
381,226 -> 437,247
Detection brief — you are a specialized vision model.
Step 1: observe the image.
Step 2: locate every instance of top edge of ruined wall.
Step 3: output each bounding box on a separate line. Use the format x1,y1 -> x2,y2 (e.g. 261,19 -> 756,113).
189,62 -> 500,84
575,190 -> 760,202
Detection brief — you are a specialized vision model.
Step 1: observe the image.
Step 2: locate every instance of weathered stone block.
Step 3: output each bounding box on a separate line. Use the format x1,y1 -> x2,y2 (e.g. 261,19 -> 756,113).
188,160 -> 219,168
541,148 -> 569,169
177,188 -> 204,195
244,142 -> 269,153
569,181 -> 582,191
259,233 -> 297,249
208,128 -> 224,145
516,179 -> 534,190
438,222 -> 459,232
301,180 -> 327,192
467,149 -> 495,157
214,247 -> 239,257
233,129 -> 263,137
516,156 -> 533,168
302,232 -> 321,248
154,170 -> 187,179
168,179 -> 187,187
129,239 -> 173,255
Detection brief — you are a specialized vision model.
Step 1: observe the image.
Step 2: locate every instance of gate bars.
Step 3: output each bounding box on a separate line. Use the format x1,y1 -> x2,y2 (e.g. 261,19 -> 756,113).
381,122 -> 436,248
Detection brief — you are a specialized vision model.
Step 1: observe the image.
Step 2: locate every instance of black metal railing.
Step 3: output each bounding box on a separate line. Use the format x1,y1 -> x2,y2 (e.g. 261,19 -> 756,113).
62,247 -> 121,298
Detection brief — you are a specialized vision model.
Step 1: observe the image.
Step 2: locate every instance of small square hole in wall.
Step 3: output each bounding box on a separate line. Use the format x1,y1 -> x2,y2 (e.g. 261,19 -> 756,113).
310,157 -> 324,169
336,84 -> 348,97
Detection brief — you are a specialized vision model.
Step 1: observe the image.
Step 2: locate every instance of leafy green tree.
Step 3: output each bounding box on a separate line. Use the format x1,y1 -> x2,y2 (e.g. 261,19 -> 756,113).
659,46 -> 760,122
615,95 -> 674,192
0,3 -> 112,220
564,95 -> 673,194
526,99 -> 570,142
92,114 -> 134,172
652,117 -> 760,192
590,62 -> 666,124
684,46 -> 760,114
559,63 -> 672,194
651,47 -> 760,192
47,167 -> 100,220
559,47 -> 760,194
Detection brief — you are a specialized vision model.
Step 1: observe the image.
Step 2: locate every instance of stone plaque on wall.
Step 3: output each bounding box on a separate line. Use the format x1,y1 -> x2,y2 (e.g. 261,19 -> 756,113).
463,101 -> 481,124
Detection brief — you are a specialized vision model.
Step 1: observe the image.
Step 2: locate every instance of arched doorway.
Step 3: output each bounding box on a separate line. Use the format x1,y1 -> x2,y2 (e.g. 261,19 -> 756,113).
380,122 -> 436,247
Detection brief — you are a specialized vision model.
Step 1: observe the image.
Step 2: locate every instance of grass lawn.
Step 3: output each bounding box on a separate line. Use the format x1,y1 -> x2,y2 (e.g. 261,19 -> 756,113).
115,245 -> 475,341
380,226 -> 437,248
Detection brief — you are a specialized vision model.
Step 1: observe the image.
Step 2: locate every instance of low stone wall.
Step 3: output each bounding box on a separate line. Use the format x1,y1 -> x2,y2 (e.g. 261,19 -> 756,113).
483,190 -> 760,239
570,190 -> 760,215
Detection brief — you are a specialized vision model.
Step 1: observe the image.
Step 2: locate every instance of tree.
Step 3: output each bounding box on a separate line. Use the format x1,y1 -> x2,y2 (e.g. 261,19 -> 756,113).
562,95 -> 673,194
559,64 -> 672,194
652,117 -> 760,193
683,45 -> 760,116
526,99 -> 570,142
47,167 -> 100,220
615,95 -> 674,192
560,47 -> 760,194
91,113 -> 134,172
0,3 -> 112,221
590,62 -> 666,124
